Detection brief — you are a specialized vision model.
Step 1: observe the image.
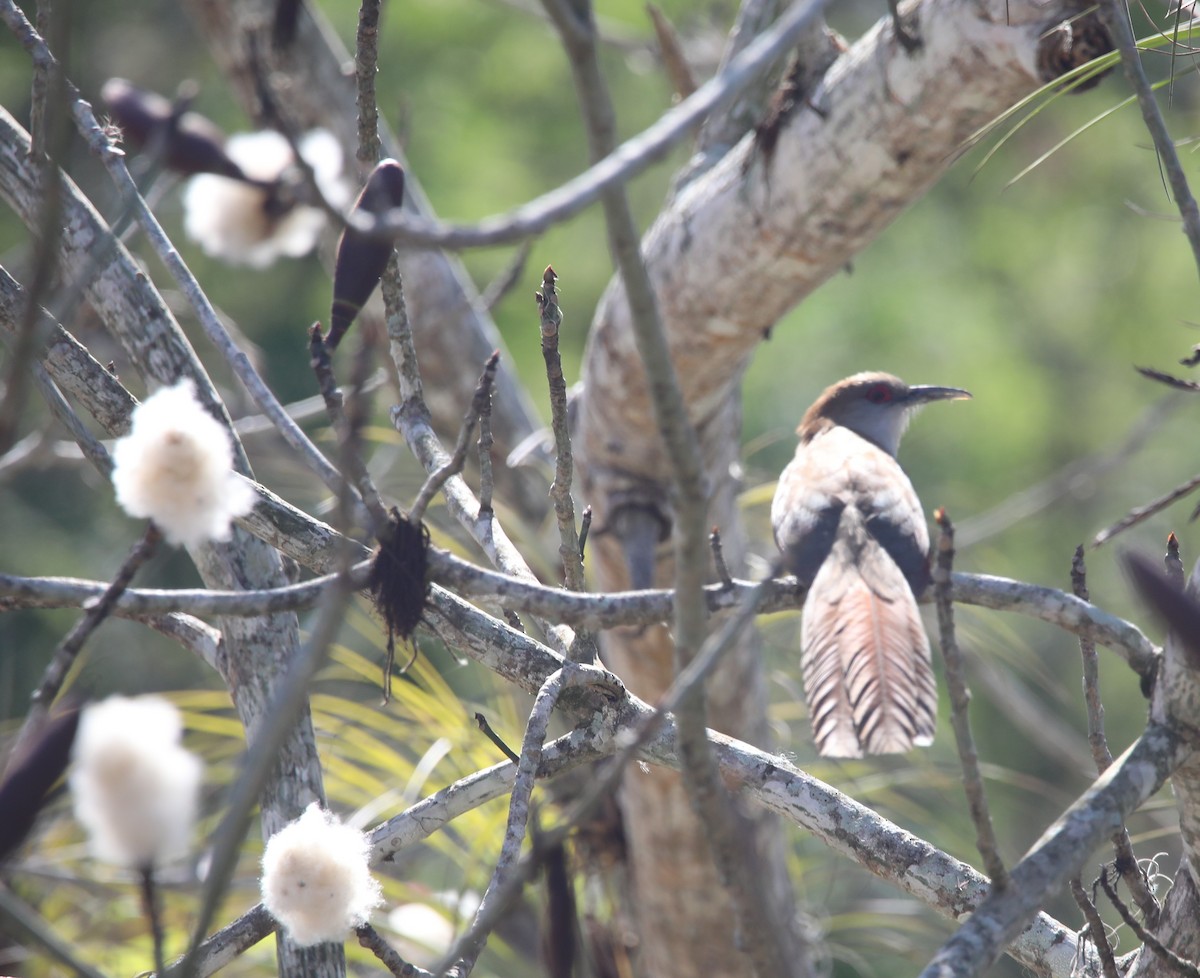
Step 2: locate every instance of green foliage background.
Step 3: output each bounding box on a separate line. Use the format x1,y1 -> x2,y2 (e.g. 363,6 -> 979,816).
2,0 -> 1199,975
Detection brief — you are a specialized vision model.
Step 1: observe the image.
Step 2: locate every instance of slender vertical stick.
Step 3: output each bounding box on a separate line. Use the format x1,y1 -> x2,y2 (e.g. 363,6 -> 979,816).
933,508 -> 1009,889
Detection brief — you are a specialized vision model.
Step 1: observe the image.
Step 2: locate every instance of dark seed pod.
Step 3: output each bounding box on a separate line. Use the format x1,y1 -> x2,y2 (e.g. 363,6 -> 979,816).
327,159 -> 405,351
0,705 -> 80,864
101,78 -> 248,181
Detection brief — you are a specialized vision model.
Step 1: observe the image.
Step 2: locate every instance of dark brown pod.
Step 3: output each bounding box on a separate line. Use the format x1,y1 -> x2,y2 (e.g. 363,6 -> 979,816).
327,159 -> 405,351
0,705 -> 80,864
101,78 -> 248,181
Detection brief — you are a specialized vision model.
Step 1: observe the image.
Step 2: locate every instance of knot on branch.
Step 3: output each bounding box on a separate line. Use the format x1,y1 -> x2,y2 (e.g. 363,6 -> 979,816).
1035,10 -> 1114,89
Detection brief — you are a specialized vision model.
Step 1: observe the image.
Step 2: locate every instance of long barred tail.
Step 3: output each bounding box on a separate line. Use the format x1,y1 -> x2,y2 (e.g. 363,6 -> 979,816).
800,539 -> 937,758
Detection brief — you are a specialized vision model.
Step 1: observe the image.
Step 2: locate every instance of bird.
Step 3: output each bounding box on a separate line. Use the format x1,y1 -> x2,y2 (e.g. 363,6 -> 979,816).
771,372 -> 970,758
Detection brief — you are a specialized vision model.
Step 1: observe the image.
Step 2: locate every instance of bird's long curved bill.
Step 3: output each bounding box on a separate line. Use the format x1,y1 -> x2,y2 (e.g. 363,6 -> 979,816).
904,385 -> 972,404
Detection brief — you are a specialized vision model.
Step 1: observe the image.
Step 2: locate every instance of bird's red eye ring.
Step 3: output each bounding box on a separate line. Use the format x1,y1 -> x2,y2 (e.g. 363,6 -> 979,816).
865,383 -> 893,404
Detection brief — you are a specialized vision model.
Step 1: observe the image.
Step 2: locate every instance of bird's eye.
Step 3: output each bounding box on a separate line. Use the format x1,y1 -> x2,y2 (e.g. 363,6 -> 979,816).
865,384 -> 893,404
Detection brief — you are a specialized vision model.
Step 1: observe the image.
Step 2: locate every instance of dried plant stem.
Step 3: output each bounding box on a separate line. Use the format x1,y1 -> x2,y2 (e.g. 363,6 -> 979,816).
354,0 -> 383,166
14,521 -> 160,752
444,664 -> 614,978
474,712 -> 520,764
140,866 -> 167,978
537,267 -> 585,593
383,261 -> 574,652
1099,870 -> 1200,978
409,353 -> 499,523
308,324 -> 389,535
355,924 -> 432,978
1069,877 -> 1121,978
1072,546 -> 1160,926
536,266 -> 598,663
933,509 -> 1009,889
476,376 -> 495,517
709,526 -> 733,587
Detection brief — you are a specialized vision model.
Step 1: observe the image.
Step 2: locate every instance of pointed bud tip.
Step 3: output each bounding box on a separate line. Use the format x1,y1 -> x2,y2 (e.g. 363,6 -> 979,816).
354,159 -> 405,215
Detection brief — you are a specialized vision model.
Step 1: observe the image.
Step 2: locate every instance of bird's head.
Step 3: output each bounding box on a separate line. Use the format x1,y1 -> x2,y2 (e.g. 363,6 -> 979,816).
798,371 -> 971,456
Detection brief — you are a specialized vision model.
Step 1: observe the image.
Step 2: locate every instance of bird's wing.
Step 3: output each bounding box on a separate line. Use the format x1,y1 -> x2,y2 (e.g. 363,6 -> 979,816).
771,435 -> 848,585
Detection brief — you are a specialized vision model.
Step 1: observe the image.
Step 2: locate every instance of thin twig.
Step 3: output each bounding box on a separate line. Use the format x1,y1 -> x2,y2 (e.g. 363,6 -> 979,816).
409,353 -> 500,523
0,882 -> 110,978
1099,868 -> 1200,978
141,866 -> 167,978
30,362 -> 112,474
537,266 -> 586,594
646,3 -> 697,98
474,712 -> 520,764
709,526 -> 733,588
354,0 -> 383,167
1092,471 -> 1200,548
14,522 -> 160,752
308,323 -> 389,535
578,505 -> 592,562
1070,876 -> 1121,978
1072,546 -> 1161,925
933,509 -> 1009,889
480,241 -> 533,312
477,377 -> 495,518
356,924 -> 433,978
444,663 -> 617,978
536,266 -> 598,662
380,259 -> 574,654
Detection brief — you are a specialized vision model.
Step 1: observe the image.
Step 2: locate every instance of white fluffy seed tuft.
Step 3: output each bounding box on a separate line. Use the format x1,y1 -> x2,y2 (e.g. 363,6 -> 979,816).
111,380 -> 256,548
261,803 -> 384,946
183,128 -> 348,267
69,695 -> 203,868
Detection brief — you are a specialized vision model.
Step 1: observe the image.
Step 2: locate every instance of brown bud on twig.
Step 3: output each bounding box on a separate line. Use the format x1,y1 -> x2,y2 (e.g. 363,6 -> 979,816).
100,78 -> 248,181
328,159 -> 406,351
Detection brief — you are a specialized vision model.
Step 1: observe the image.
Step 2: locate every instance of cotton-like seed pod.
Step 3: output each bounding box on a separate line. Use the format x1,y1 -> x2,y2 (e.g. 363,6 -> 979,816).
261,803 -> 383,946
69,696 -> 203,869
327,159 -> 406,350
111,380 -> 257,547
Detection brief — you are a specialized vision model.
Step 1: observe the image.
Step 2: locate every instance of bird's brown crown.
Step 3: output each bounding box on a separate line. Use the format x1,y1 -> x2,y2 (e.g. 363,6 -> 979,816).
796,372 -> 970,456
